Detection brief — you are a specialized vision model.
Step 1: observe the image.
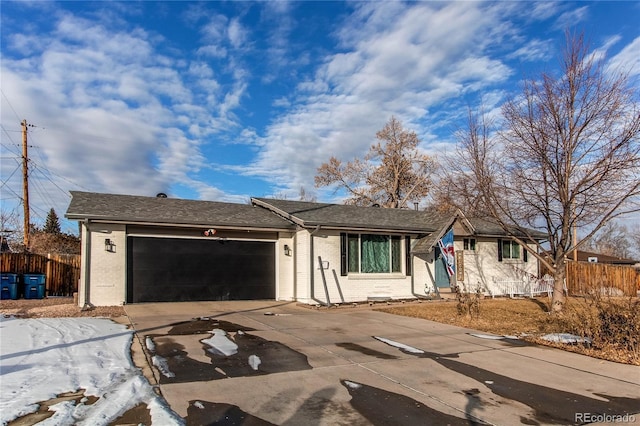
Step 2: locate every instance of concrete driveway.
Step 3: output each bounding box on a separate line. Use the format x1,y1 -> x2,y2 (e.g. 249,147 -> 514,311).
124,301 -> 640,425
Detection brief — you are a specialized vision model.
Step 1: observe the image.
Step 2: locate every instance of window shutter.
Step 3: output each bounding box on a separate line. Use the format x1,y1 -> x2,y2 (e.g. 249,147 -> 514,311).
497,239 -> 503,262
523,247 -> 528,262
340,233 -> 348,276
405,236 -> 412,276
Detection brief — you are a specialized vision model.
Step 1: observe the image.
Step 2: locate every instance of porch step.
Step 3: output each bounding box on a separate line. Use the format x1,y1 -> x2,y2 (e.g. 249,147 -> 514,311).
435,287 -> 457,300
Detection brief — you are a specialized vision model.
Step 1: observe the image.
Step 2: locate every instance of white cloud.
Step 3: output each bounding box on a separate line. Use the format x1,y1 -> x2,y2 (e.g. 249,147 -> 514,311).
0,9 -> 242,228
196,45 -> 228,58
607,36 -> 640,78
228,17 -> 248,49
246,2 -> 517,193
530,2 -> 561,21
510,39 -> 554,62
201,14 -> 229,44
554,6 -> 589,30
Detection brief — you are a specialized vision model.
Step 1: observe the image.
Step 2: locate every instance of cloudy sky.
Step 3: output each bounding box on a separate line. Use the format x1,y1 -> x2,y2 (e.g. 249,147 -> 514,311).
1,1 -> 639,234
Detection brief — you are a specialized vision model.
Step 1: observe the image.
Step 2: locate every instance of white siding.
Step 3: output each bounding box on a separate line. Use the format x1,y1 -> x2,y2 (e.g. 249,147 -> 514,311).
301,230 -> 420,304
78,223 -> 127,307
457,238 -> 539,295
277,232 -> 295,301
412,251 -> 437,297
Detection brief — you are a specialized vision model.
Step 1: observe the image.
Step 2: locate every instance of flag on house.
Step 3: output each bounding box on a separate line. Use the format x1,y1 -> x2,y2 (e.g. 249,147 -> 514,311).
438,228 -> 455,277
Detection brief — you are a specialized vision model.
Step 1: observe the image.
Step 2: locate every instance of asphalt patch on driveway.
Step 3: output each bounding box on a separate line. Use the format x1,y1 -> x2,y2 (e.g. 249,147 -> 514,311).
341,379 -> 476,425
146,318 -> 312,384
374,336 -> 640,425
185,400 -> 275,426
335,342 -> 399,360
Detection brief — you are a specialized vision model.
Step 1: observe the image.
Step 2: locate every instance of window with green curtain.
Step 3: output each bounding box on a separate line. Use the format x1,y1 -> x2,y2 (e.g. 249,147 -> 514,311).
361,234 -> 390,273
345,234 -> 404,273
348,234 -> 359,273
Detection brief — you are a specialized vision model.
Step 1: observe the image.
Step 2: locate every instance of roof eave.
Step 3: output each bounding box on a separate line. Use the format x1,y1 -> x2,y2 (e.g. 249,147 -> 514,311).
66,216 -> 295,232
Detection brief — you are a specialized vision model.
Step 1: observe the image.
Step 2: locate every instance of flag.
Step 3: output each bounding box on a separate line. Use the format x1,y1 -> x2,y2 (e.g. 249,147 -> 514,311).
438,228 -> 455,277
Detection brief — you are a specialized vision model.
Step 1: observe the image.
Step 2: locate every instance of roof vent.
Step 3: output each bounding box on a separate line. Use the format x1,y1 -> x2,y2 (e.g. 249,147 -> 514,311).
156,193 -> 167,198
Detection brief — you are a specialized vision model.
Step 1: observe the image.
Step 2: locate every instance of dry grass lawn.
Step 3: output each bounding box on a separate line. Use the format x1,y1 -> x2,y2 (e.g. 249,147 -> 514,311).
377,296 -> 640,366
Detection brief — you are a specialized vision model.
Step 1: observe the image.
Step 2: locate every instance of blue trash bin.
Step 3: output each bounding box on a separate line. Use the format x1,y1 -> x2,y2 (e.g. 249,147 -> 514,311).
23,274 -> 46,299
1,273 -> 20,300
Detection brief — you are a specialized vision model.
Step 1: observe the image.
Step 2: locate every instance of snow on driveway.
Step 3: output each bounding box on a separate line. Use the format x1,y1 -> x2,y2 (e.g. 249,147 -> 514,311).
0,316 -> 182,425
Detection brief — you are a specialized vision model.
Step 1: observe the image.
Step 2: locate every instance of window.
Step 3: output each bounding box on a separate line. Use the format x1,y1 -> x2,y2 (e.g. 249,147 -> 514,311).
500,240 -> 520,260
342,234 -> 402,274
463,238 -> 476,251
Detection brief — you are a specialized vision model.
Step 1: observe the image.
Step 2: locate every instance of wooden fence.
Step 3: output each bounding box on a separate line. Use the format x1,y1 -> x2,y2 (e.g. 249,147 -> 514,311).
565,261 -> 640,297
1,253 -> 80,297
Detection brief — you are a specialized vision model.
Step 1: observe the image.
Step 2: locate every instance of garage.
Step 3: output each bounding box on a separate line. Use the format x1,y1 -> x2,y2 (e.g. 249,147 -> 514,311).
126,236 -> 276,303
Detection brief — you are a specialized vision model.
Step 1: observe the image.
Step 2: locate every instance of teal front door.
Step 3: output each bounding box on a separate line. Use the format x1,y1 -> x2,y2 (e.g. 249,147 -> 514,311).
434,247 -> 451,288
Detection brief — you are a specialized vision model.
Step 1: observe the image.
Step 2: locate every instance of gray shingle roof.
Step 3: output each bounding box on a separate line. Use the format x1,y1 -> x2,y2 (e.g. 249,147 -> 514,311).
251,198 -> 451,232
65,192 -> 549,242
65,191 -> 296,230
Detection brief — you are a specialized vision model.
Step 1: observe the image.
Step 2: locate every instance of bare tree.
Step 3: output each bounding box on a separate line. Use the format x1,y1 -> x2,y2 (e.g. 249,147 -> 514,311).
432,108 -> 499,217
271,186 -> 317,202
315,116 -> 437,208
628,223 -> 640,259
582,221 -> 631,258
447,32 -> 640,312
0,208 -> 23,252
29,230 -> 80,255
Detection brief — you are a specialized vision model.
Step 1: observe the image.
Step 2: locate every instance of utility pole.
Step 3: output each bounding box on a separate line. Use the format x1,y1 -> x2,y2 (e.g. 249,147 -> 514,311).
21,119 -> 30,249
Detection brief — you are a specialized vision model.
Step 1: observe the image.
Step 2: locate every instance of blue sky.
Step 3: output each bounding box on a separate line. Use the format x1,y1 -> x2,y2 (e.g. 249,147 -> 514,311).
1,1 -> 639,235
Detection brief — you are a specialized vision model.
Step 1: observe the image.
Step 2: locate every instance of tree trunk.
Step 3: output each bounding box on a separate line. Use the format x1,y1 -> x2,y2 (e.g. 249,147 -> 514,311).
551,261 -> 566,313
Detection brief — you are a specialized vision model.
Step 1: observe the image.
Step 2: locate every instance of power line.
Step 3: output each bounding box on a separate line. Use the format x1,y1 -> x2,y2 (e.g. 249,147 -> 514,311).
1,89 -> 22,122
0,163 -> 21,188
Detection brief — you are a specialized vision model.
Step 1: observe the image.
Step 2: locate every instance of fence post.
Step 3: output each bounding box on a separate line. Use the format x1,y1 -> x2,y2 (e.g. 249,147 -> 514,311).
46,253 -> 52,297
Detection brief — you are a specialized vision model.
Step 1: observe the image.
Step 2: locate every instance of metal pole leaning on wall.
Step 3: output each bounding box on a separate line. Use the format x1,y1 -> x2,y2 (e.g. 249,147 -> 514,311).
318,256 -> 330,307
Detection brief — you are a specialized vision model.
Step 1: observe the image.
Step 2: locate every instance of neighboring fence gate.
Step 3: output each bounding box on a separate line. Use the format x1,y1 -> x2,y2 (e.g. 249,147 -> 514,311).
0,253 -> 80,297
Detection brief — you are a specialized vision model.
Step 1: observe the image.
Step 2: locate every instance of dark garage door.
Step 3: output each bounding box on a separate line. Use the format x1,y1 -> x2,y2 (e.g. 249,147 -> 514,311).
127,237 -> 275,303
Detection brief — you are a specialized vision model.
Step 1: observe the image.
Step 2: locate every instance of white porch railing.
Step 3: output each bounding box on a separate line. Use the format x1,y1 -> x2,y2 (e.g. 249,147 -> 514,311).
487,276 -> 557,298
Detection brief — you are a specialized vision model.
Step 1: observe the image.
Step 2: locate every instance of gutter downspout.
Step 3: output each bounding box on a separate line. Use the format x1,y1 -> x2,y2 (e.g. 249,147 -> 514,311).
81,219 -> 94,311
309,225 -> 328,306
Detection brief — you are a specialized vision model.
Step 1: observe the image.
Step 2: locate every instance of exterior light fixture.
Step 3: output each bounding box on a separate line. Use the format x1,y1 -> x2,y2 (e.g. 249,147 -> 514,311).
284,244 -> 292,256
105,239 -> 115,252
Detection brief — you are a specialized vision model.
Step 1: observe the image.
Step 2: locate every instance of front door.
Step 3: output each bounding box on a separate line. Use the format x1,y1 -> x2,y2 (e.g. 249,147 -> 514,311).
434,246 -> 451,288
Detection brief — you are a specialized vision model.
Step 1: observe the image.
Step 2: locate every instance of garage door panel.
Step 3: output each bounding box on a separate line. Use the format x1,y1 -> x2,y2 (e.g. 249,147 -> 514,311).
127,237 -> 275,303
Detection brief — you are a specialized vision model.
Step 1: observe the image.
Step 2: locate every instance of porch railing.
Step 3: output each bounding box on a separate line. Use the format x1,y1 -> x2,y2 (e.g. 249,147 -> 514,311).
488,276 -> 557,298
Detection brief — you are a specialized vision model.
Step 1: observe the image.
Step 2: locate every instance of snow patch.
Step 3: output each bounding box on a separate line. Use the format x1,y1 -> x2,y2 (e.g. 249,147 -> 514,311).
152,355 -> 175,378
343,380 -> 362,389
248,355 -> 261,371
541,333 -> 592,344
469,333 -> 504,340
145,336 -> 156,352
0,317 -> 183,425
373,336 -> 425,354
202,329 -> 238,356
